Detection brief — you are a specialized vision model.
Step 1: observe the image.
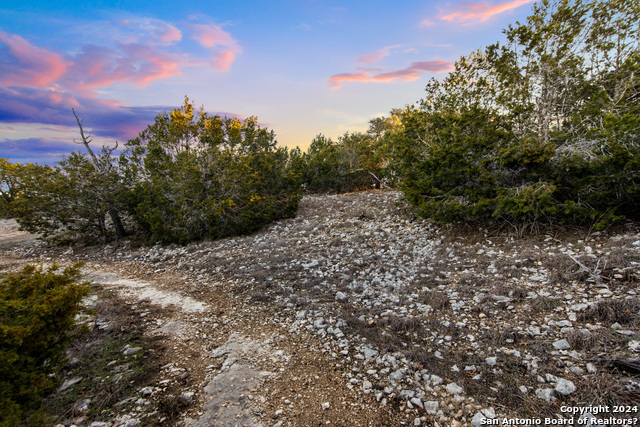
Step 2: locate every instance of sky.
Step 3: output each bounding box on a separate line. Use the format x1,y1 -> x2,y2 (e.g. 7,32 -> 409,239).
1,0 -> 537,164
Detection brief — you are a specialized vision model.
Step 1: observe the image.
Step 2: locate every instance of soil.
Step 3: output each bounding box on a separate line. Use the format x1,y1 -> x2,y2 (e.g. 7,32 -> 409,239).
0,208 -> 401,427
1,191 -> 639,427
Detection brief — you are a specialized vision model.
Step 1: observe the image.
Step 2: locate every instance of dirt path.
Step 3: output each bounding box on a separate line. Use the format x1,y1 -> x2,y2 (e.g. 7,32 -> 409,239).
4,191 -> 638,427
0,217 -> 399,427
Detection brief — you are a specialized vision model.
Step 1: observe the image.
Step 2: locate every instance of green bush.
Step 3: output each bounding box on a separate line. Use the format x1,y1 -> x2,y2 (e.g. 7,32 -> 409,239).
122,98 -> 301,244
4,98 -> 301,245
0,264 -> 89,426
391,0 -> 640,232
298,132 -> 388,194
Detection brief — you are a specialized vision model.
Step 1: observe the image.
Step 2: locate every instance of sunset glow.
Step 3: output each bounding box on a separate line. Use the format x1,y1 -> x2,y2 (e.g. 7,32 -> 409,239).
1,0 -> 536,163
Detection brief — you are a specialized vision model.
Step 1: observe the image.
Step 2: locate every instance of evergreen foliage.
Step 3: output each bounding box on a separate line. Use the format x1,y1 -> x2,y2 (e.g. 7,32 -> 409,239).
4,98 -> 300,244
122,97 -> 301,244
0,264 -> 89,426
296,128 -> 394,194
392,0 -> 640,232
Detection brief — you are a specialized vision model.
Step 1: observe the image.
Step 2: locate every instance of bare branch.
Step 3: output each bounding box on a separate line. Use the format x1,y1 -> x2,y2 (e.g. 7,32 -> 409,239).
566,253 -> 604,286
72,108 -> 100,172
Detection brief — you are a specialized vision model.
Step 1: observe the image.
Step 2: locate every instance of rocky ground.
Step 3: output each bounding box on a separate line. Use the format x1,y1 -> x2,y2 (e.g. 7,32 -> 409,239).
1,190 -> 640,426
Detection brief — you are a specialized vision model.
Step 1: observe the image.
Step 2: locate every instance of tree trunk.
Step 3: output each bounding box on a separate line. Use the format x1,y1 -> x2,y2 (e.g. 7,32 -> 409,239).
109,209 -> 127,237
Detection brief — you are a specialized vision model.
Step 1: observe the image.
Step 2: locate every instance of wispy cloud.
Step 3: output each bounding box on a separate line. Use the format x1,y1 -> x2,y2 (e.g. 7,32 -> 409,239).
0,16 -> 243,154
0,31 -> 70,87
189,22 -> 241,71
356,45 -> 403,64
66,43 -> 183,90
329,60 -> 454,88
439,0 -> 534,24
118,18 -> 182,46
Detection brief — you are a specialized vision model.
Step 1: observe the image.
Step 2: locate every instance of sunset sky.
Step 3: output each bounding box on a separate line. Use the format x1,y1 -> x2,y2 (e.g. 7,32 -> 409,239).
1,0 -> 536,164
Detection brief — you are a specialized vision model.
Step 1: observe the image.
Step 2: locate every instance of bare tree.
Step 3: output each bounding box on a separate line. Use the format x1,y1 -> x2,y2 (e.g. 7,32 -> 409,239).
72,108 -> 127,237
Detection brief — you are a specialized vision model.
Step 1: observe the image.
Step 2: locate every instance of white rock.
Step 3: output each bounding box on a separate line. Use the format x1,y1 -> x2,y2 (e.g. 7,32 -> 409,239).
58,376 -> 83,391
535,388 -> 556,402
482,407 -> 496,418
335,291 -> 347,301
410,397 -> 424,409
485,357 -> 497,366
553,339 -> 571,350
362,347 -> 379,358
424,400 -> 439,411
123,346 -> 142,355
429,374 -> 443,385
555,378 -> 576,395
629,340 -> 640,352
321,402 -> 330,410
73,398 -> 91,412
445,382 -> 464,394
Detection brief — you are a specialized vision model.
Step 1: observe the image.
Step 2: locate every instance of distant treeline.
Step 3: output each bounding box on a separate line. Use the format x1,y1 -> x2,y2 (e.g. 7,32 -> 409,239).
1,0 -> 639,242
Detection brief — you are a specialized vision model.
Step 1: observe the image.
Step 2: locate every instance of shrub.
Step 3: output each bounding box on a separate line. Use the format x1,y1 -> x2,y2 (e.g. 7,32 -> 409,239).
122,97 -> 301,244
0,263 -> 89,426
391,0 -> 640,232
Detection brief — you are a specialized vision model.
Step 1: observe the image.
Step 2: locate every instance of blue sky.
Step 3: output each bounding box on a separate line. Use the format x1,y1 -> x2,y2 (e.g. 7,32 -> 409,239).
1,0 -> 536,164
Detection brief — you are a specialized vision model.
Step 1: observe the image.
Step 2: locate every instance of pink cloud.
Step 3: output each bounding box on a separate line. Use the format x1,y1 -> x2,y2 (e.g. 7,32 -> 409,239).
156,23 -> 182,45
0,31 -> 69,87
439,0 -> 534,23
190,23 -> 235,48
121,44 -> 182,85
212,50 -> 237,72
189,23 -> 240,71
329,60 -> 454,88
357,45 -> 403,64
67,43 -> 182,89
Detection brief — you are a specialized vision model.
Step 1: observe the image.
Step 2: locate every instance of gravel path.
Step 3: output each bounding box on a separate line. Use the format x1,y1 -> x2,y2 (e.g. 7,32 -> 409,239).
1,191 -> 639,426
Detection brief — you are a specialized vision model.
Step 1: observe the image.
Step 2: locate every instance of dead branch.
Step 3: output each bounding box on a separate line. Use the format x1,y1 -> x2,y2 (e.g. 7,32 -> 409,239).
566,253 -> 606,286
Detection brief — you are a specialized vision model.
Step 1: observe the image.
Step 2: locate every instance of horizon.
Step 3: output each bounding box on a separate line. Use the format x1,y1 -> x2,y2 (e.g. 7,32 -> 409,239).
1,0 -> 537,164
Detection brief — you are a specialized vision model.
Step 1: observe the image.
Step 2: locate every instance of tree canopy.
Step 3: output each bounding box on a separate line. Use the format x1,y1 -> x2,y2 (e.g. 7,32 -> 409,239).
391,0 -> 640,232
3,98 -> 301,244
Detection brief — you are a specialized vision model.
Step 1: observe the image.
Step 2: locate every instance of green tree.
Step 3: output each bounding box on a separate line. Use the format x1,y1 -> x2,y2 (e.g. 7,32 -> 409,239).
299,133 -> 385,193
394,0 -> 640,231
122,97 -> 301,244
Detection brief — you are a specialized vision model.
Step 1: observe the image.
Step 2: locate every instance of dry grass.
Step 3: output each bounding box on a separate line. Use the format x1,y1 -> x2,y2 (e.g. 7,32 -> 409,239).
579,297 -> 640,325
579,372 -> 640,408
424,291 -> 450,310
530,296 -> 562,313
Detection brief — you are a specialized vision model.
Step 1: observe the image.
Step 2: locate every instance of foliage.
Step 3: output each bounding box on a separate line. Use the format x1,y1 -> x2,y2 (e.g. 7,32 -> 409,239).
4,98 -> 300,245
8,153 -> 129,244
392,0 -> 640,232
122,97 -> 301,244
0,159 -> 22,218
0,263 -> 89,426
297,128 -> 394,194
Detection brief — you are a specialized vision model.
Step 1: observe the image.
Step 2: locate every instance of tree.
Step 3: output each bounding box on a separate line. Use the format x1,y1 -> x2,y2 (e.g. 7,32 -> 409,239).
0,263 -> 88,425
394,0 -> 640,231
0,159 -> 22,218
8,113 -> 129,243
122,97 -> 301,244
299,132 -> 386,193
72,109 -> 127,237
